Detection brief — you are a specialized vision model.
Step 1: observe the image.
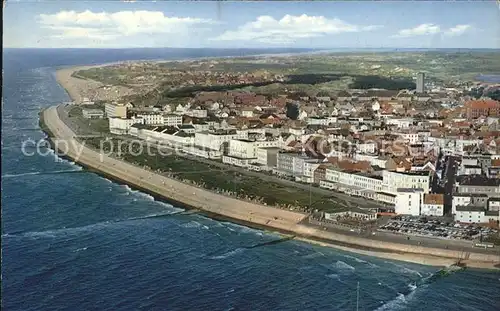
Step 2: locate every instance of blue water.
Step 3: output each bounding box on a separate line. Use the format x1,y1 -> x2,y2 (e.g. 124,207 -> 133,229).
2,49 -> 500,311
475,74 -> 500,83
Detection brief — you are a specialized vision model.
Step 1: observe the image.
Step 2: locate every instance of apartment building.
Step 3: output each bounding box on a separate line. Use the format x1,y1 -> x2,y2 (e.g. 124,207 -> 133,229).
456,175 -> 500,195
394,188 -> 423,216
194,129 -> 248,152
82,108 -> 104,119
105,103 -> 128,118
163,114 -> 184,126
382,170 -> 431,193
451,193 -> 488,214
276,153 -> 316,177
421,193 -> 444,216
227,139 -> 280,159
108,116 -> 144,135
256,147 -> 280,168
135,112 -> 164,125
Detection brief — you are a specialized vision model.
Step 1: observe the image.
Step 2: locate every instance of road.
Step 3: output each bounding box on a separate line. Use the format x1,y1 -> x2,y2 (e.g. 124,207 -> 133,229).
443,155 -> 460,215
306,218 -> 499,256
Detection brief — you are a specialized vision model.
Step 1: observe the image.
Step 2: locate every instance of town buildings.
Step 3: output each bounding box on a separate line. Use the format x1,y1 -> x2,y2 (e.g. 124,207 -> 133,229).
101,86 -> 500,225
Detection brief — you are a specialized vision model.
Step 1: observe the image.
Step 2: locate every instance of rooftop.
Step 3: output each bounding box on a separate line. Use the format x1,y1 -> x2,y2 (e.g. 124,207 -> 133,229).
457,175 -> 500,187
465,99 -> 500,109
423,193 -> 444,205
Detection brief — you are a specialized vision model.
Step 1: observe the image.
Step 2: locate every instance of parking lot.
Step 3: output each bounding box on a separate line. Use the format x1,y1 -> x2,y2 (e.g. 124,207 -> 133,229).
379,215 -> 499,242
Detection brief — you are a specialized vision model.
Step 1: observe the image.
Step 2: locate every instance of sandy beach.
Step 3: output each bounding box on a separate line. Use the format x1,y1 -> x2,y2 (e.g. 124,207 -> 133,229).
55,64 -> 136,104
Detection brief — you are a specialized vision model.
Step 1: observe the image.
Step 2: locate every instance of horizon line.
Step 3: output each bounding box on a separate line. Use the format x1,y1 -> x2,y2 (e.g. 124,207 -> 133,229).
4,47 -> 500,50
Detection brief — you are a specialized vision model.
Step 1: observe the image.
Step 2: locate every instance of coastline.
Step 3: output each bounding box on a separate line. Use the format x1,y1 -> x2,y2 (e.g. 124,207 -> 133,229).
48,66 -> 500,270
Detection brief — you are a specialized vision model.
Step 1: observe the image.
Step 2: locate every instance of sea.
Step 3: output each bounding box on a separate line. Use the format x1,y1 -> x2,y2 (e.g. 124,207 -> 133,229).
2,48 -> 500,311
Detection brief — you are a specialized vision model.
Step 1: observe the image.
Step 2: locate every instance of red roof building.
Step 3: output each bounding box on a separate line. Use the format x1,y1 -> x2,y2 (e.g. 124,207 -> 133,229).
465,100 -> 500,119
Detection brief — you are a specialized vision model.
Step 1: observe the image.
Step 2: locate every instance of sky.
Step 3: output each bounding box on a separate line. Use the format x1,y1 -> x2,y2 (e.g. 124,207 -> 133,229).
3,1 -> 500,49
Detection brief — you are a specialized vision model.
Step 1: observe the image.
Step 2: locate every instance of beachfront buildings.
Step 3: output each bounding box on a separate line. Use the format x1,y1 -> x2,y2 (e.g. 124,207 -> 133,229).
256,147 -> 280,169
194,129 -> 248,152
321,168 -> 384,195
105,102 -> 127,118
276,152 -> 319,178
133,113 -> 183,126
394,188 -> 423,216
420,193 -> 445,216
82,108 -> 104,119
109,116 -> 144,135
382,170 -> 431,193
223,138 -> 281,168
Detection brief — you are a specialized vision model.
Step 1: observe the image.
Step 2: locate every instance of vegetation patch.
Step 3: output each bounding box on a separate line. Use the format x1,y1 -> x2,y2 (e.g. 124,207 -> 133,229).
82,137 -> 342,212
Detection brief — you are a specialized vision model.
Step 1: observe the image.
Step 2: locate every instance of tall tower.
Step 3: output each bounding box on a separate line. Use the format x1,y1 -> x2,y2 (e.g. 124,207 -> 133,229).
416,72 -> 425,93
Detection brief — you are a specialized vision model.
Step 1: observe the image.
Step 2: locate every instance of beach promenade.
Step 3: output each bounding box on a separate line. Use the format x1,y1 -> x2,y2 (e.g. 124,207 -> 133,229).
42,104 -> 500,269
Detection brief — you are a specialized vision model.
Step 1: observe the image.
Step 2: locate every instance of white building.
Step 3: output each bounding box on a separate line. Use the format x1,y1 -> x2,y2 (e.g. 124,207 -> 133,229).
108,117 -> 144,135
454,207 -> 499,224
131,126 -> 194,148
356,142 -> 376,154
321,168 -> 384,200
222,155 -> 253,167
397,132 -> 420,144
383,170 -> 431,193
163,114 -> 183,127
306,116 -> 337,126
136,112 -> 164,125
395,188 -> 423,216
241,109 -> 254,118
194,129 -> 248,152
186,109 -> 208,118
82,108 -> 104,119
386,118 -> 414,129
227,139 -> 280,160
256,147 -> 280,168
105,103 -> 127,118
302,162 -> 321,183
182,145 -> 222,159
420,193 -> 444,216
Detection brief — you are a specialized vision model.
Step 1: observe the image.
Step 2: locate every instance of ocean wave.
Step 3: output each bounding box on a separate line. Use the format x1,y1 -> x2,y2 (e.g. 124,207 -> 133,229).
343,254 -> 367,263
408,283 -> 417,292
325,273 -> 341,280
74,247 -> 88,252
334,260 -> 356,272
375,293 -> 406,311
222,222 -> 265,236
1,169 -> 83,178
343,254 -> 380,268
122,185 -> 154,201
2,212 -> 181,239
181,221 -> 209,230
302,252 -> 325,259
210,248 -> 245,260
101,176 -> 113,183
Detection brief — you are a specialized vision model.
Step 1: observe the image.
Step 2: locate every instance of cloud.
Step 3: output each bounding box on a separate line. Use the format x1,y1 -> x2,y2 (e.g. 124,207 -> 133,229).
444,24 -> 472,36
211,14 -> 381,44
38,10 -> 215,41
393,23 -> 473,38
393,23 -> 441,38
